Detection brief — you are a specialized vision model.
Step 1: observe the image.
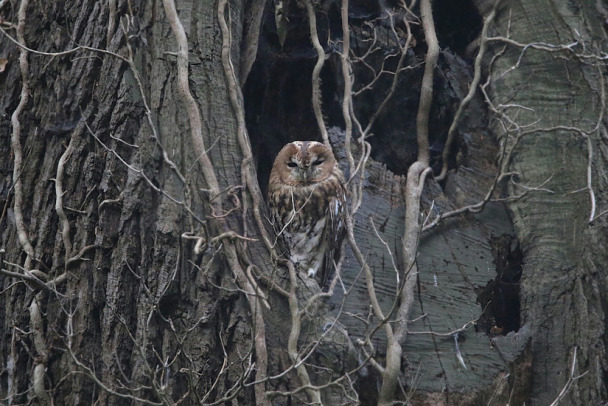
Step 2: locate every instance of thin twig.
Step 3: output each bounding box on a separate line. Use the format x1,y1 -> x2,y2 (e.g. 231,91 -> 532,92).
548,347 -> 588,406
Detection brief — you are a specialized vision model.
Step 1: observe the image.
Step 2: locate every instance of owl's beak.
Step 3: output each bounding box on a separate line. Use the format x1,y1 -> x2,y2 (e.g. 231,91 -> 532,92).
304,167 -> 314,182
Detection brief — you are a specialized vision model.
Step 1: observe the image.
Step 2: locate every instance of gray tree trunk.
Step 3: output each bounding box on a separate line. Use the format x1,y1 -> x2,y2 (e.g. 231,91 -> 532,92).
483,0 -> 608,404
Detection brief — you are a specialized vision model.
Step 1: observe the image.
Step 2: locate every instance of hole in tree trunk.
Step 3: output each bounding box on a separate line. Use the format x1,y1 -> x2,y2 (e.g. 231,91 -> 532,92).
245,2 -> 484,187
476,234 -> 523,336
432,0 -> 482,56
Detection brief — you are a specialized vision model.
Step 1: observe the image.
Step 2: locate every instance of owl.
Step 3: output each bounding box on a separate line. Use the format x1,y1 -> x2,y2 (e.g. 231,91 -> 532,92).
268,141 -> 347,286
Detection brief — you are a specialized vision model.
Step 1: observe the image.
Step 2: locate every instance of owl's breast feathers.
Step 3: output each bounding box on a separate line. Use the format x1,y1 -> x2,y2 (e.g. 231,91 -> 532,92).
268,169 -> 346,283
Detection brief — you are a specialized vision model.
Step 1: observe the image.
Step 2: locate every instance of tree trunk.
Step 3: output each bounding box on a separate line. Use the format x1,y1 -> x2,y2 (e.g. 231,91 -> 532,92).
484,0 -> 608,404
0,0 -> 275,404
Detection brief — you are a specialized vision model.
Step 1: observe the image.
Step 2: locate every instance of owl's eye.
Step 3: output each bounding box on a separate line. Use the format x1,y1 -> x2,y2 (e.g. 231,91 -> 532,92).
312,159 -> 324,166
287,162 -> 298,168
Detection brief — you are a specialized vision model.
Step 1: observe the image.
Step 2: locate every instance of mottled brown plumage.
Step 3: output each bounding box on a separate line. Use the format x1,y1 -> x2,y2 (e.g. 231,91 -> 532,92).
268,141 -> 346,286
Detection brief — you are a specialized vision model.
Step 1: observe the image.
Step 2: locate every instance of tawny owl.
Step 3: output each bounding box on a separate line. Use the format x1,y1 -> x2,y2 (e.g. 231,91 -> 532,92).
268,141 -> 346,286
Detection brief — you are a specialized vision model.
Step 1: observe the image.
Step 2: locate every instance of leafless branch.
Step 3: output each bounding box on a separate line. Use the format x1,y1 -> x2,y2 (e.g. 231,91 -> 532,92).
83,119 -> 206,225
341,0 -> 356,175
54,131 -> 76,259
487,36 -> 608,68
285,261 -> 323,404
107,0 -> 117,46
548,347 -> 588,406
217,0 -> 276,256
305,0 -> 330,148
30,293 -> 51,404
414,0 -> 438,166
360,12 -> 415,138
369,217 -> 400,285
436,1 -> 499,181
9,0 -> 35,266
0,25 -> 131,63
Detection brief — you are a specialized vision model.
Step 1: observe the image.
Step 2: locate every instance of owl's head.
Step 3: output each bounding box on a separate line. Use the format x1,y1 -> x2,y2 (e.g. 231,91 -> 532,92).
271,141 -> 337,186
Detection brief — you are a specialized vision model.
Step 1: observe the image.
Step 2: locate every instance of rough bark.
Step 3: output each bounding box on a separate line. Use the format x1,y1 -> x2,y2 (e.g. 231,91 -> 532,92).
0,0 -> 270,404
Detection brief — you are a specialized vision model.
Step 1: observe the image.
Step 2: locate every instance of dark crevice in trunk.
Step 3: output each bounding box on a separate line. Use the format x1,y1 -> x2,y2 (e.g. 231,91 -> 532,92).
245,2 -> 484,182
433,0 -> 482,55
476,234 -> 522,336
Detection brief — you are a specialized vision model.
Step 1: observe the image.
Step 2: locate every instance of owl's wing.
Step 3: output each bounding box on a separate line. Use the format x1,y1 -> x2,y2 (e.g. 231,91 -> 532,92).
267,186 -> 292,260
319,185 -> 347,290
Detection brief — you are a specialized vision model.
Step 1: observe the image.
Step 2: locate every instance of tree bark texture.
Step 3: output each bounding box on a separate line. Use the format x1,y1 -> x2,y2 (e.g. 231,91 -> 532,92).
0,0 -> 358,404
485,0 -> 608,404
0,1 -> 276,404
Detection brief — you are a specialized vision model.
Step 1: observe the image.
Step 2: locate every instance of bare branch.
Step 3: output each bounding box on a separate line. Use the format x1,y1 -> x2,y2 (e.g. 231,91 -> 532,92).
414,0 -> 439,166
369,217 -> 400,285
216,2 -> 273,404
361,12 -> 415,137
162,0 -> 220,200
55,132 -> 77,259
107,0 -> 117,46
9,0 -> 35,265
305,0 -> 330,148
548,347 -> 588,406
285,261 -> 323,404
0,25 -> 131,63
84,119 -> 206,224
341,0 -> 356,175
30,293 -> 51,404
437,2 -> 499,181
